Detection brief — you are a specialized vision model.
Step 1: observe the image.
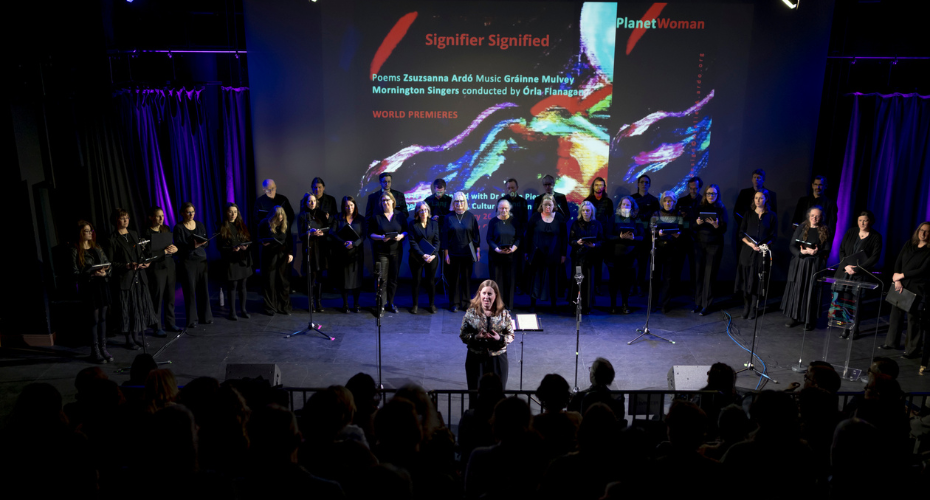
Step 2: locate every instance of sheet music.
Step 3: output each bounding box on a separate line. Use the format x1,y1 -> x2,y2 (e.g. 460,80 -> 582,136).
515,314 -> 539,330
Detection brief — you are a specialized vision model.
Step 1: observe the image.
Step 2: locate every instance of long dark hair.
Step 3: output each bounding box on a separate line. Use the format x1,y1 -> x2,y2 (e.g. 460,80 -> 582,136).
341,196 -> 360,220
587,177 -> 606,198
801,205 -> 829,244
700,184 -> 724,209
219,202 -> 251,241
74,220 -> 99,268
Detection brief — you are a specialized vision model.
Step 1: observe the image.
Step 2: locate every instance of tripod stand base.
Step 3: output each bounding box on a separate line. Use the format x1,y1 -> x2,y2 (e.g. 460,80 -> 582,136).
736,363 -> 778,384
627,327 -> 675,345
285,323 -> 334,340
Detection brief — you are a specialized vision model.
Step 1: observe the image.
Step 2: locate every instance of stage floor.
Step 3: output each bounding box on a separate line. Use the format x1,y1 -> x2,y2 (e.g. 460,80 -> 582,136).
2,285 -> 928,420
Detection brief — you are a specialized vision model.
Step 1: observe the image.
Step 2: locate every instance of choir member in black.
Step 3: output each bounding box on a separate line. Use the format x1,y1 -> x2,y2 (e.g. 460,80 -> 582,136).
832,210 -> 882,339
632,174 -> 659,294
651,192 -> 686,313
174,202 -> 214,327
108,208 -> 158,349
500,178 -> 529,223
569,201 -> 604,314
365,172 -> 408,219
254,179 -> 295,230
883,222 -> 930,357
331,196 -> 365,313
792,175 -> 838,234
460,280 -> 515,391
368,191 -> 408,314
606,197 -> 642,314
310,177 -> 338,222
259,206 -> 294,315
525,194 -> 567,312
297,193 -> 331,312
443,191 -> 481,312
218,202 -> 253,320
487,198 -> 521,310
735,191 -> 777,319
72,221 -> 113,363
531,174 -> 572,218
733,169 -> 777,223
676,177 -> 703,296
144,207 -> 179,335
781,206 -> 831,330
425,178 -> 452,230
583,177 -> 612,294
692,184 -> 728,316
409,201 -> 441,314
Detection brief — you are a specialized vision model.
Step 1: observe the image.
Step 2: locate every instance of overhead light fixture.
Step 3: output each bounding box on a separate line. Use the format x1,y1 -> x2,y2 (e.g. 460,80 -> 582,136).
782,0 -> 798,8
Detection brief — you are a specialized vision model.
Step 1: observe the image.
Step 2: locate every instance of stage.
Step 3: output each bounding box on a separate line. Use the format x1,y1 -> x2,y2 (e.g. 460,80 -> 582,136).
2,283 -> 928,421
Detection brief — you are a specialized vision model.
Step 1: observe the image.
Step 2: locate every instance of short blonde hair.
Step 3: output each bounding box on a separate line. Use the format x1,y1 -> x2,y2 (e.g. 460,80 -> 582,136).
453,191 -> 468,210
659,191 -> 678,206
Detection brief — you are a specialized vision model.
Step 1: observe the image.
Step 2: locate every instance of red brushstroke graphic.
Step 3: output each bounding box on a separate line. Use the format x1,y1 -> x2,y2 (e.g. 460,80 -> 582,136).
626,3 -> 666,55
530,85 -> 613,116
370,12 -> 418,80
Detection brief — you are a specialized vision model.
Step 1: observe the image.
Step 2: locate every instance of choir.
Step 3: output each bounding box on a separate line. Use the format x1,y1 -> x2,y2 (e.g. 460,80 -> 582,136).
68,174 -> 929,374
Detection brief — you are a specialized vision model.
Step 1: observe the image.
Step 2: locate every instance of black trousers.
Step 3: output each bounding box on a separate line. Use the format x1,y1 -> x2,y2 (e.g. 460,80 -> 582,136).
465,350 -> 509,394
653,248 -> 683,308
886,294 -> 926,355
303,270 -> 322,308
607,252 -> 636,307
147,267 -> 176,329
410,256 -> 438,307
226,278 -> 248,313
694,243 -> 723,309
448,255 -> 473,307
179,258 -> 212,323
376,253 -> 401,306
489,253 -> 516,309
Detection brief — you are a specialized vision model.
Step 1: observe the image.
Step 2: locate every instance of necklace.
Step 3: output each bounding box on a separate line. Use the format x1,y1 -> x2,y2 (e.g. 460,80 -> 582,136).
456,212 -> 465,224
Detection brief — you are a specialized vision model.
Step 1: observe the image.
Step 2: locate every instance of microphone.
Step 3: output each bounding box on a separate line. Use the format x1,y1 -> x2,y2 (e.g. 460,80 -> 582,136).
574,265 -> 584,285
135,239 -> 151,247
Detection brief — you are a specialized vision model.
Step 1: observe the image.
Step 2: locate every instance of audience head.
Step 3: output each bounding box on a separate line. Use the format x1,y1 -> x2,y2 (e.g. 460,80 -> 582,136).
374,398 -> 422,457
749,390 -> 800,438
9,382 -> 67,429
469,279 -> 504,315
378,172 -> 393,191
491,396 -> 531,442
148,404 -> 199,473
248,404 -> 301,463
578,403 -> 620,453
395,384 -> 443,436
665,400 -> 708,451
262,179 -> 277,197
341,195 -> 359,219
74,367 -> 108,397
804,363 -> 841,394
475,373 -> 505,414
703,362 -> 736,393
145,368 -> 178,413
617,196 -> 639,218
864,373 -> 902,402
589,357 -> 615,387
346,372 -> 379,415
176,376 -> 221,423
537,373 -> 571,412
869,357 -> 899,381
716,404 -> 752,444
831,418 -> 881,472
302,386 -> 354,442
129,353 -> 158,385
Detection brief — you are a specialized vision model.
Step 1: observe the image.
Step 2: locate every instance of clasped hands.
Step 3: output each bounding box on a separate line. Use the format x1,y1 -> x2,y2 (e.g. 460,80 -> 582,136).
495,245 -> 518,254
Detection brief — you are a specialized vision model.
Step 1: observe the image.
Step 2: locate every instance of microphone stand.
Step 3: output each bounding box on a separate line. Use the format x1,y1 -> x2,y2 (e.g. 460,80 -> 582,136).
736,243 -> 777,385
573,267 -> 583,392
629,225 -> 674,344
287,229 -> 333,340
374,263 -> 385,390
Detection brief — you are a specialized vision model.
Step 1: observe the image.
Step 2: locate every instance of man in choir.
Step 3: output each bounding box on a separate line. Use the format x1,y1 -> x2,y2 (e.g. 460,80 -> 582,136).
792,175 -> 837,233
499,178 -> 529,223
734,169 -> 777,222
365,172 -> 408,219
425,178 -> 452,230
532,174 -> 571,218
254,179 -> 295,229
676,177 -> 703,298
583,177 -> 612,295
311,177 -> 338,222
632,174 -> 659,295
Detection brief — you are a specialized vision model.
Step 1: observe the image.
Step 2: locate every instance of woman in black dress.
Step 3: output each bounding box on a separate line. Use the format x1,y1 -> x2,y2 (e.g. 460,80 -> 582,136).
524,194 -> 567,312
297,193 -> 331,312
883,222 -> 929,358
735,191 -> 777,319
331,196 -> 365,313
693,184 -> 728,315
487,198 -> 521,310
651,191 -> 685,313
174,202 -> 213,327
781,206 -> 831,331
259,206 -> 294,315
606,196 -> 642,314
108,208 -> 157,349
218,202 -> 253,320
409,201 -> 441,314
569,201 -> 604,314
832,210 -> 883,339
369,191 -> 408,314
72,220 -> 113,363
443,191 -> 481,312
144,207 -> 179,335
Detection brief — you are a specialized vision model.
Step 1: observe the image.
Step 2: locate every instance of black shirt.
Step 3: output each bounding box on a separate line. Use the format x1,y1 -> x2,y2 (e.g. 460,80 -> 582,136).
692,204 -> 728,245
365,189 -> 409,219
583,195 -> 614,226
569,219 -> 604,260
531,192 -> 571,219
734,187 -> 777,222
893,242 -> 930,294
425,194 -> 453,229
442,211 -> 480,257
255,194 -> 295,229
368,210 -> 408,255
487,217 -> 522,253
173,222 -> 208,261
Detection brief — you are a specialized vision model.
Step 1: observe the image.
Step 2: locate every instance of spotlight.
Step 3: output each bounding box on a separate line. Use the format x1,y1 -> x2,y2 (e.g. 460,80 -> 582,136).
781,0 -> 798,8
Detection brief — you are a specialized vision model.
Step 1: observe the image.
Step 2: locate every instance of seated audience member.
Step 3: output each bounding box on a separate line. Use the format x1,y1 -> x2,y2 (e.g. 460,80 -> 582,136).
797,387 -> 840,478
856,374 -> 910,456
532,373 -> 582,460
696,362 -> 742,438
568,357 -> 625,422
458,373 -> 505,468
63,366 -> 109,430
699,404 -> 752,461
653,401 -> 721,484
144,368 -> 179,414
830,418 -> 915,497
345,372 -> 379,445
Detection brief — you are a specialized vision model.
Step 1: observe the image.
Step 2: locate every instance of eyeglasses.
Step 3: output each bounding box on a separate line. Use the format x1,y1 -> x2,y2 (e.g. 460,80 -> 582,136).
83,230 -> 94,233
185,211 -> 195,215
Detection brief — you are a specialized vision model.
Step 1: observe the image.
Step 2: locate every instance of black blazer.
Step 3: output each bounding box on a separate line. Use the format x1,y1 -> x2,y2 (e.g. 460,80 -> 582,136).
107,230 -> 150,290
893,242 -> 930,295
833,229 -> 882,280
366,189 -> 409,219
368,210 -> 409,255
409,219 -> 441,260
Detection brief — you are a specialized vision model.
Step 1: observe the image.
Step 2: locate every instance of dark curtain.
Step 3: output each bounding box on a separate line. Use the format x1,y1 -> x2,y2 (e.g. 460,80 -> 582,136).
831,93 -> 930,269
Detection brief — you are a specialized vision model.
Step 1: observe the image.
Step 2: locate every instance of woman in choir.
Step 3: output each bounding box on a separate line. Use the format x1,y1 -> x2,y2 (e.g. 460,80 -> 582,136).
174,202 -> 213,327
443,191 -> 481,312
651,191 -> 685,313
369,191 -> 408,314
331,196 -> 365,313
72,221 -> 113,363
144,207 -> 179,335
297,193 -> 331,312
259,206 -> 294,315
735,191 -> 777,319
569,201 -> 603,314
781,206 -> 831,331
108,208 -> 157,349
882,222 -> 929,360
218,202 -> 253,320
524,194 -> 567,312
606,196 -> 642,314
460,280 -> 515,391
832,210 -> 882,339
692,184 -> 728,315
487,198 -> 520,310
408,201 -> 440,314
